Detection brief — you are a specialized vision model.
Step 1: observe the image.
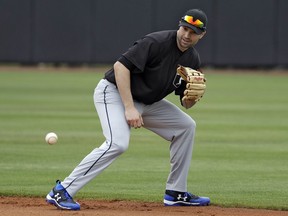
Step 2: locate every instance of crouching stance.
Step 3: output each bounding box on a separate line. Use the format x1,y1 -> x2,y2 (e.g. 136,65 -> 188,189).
46,8 -> 210,210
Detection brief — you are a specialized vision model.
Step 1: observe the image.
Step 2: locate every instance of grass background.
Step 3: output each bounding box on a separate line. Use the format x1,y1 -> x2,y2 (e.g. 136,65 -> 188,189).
0,66 -> 287,210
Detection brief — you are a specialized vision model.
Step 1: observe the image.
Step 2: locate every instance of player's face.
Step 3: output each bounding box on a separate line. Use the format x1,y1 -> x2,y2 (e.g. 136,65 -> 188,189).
176,26 -> 205,52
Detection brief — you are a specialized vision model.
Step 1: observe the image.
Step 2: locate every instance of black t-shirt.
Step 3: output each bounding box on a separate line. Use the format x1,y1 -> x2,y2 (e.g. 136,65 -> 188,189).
105,30 -> 201,105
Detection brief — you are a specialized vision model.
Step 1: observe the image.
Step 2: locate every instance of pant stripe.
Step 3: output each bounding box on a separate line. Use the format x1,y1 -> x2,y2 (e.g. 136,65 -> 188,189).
83,85 -> 113,175
66,85 -> 113,189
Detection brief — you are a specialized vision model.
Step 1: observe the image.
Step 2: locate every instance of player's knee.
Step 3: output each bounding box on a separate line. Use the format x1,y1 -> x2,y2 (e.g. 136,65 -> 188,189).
190,118 -> 196,129
112,141 -> 129,154
183,116 -> 196,131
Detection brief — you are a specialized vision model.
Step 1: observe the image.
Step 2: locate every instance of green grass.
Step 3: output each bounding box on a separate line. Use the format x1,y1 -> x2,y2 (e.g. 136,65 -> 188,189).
0,67 -> 287,210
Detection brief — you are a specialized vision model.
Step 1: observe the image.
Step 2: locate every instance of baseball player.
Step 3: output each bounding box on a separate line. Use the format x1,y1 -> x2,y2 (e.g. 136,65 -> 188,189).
46,8 -> 210,210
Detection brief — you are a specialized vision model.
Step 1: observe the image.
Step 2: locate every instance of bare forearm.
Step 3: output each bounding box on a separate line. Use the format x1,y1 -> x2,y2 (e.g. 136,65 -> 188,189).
114,61 -> 144,128
114,61 -> 134,109
182,99 -> 197,109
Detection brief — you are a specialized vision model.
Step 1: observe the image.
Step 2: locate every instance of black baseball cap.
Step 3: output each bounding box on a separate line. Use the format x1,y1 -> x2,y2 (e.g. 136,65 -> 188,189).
179,9 -> 208,34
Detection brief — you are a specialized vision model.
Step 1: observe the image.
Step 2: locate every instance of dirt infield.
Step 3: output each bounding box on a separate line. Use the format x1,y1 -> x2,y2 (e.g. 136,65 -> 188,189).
1,197 -> 287,216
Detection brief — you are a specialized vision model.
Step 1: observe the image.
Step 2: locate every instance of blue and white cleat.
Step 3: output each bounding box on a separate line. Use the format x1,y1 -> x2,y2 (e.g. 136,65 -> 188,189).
46,180 -> 80,210
164,190 -> 210,206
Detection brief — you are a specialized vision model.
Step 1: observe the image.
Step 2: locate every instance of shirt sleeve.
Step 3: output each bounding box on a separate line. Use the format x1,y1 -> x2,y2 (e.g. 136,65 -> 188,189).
117,56 -> 136,72
121,37 -> 158,72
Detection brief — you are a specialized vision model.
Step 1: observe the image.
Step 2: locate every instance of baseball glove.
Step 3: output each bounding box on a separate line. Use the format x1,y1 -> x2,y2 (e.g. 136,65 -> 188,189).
177,65 -> 206,104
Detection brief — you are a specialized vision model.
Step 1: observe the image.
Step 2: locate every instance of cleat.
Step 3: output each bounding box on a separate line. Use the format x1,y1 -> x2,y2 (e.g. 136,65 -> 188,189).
46,180 -> 80,210
164,190 -> 210,206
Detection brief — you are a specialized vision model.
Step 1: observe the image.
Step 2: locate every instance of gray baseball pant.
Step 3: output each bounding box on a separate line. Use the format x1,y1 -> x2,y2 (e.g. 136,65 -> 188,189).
61,79 -> 196,197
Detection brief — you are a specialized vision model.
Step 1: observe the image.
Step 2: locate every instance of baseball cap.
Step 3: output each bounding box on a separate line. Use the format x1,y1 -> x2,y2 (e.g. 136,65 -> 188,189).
179,9 -> 207,34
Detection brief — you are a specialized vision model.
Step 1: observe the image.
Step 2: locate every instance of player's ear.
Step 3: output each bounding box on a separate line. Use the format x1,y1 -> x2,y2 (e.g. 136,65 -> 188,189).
199,31 -> 206,39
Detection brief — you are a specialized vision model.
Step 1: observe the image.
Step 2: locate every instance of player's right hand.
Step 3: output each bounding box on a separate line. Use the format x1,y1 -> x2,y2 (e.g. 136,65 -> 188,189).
125,106 -> 144,129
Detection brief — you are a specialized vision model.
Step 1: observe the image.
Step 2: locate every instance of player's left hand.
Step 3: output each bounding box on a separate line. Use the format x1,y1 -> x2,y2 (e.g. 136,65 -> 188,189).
177,65 -> 206,108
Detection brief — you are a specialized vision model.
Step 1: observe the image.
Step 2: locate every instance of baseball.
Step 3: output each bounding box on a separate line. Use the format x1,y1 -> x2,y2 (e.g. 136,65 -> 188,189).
45,132 -> 58,145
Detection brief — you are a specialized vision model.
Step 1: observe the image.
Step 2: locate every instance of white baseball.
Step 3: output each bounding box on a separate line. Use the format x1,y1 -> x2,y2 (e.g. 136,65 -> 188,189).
45,132 -> 58,145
